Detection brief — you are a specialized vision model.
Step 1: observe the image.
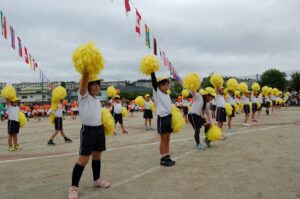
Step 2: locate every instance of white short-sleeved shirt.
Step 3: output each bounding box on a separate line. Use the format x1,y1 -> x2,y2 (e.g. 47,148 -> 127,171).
144,101 -> 151,110
153,88 -> 171,117
182,99 -> 189,107
189,93 -> 210,116
271,95 -> 276,101
216,93 -> 226,108
265,96 -> 271,102
251,95 -> 258,103
113,102 -> 122,114
7,105 -> 19,122
54,104 -> 63,118
78,91 -> 102,126
242,95 -> 250,105
227,95 -> 235,105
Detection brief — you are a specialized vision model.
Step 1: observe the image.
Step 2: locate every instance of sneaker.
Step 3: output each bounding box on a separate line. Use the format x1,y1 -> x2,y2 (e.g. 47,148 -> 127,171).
252,119 -> 258,123
196,144 -> 206,150
149,127 -> 154,131
14,144 -> 22,151
166,155 -> 176,165
160,159 -> 174,167
47,140 -> 56,145
64,137 -> 72,143
8,146 -> 15,152
68,186 -> 78,199
145,127 -> 149,131
94,178 -> 111,188
204,138 -> 211,148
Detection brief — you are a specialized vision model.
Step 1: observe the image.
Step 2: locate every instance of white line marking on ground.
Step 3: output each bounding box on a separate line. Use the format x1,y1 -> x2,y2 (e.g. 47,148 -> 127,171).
82,124 -> 293,198
0,124 -> 292,164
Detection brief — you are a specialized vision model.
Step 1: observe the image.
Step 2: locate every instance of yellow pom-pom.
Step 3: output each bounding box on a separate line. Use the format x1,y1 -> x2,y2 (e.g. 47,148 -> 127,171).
239,82 -> 248,93
101,108 -> 115,136
251,83 -> 260,92
49,113 -> 55,125
234,103 -> 239,113
171,105 -> 185,133
207,125 -> 222,141
72,42 -> 105,75
267,87 -> 273,95
18,111 -> 27,128
262,86 -> 268,95
139,55 -> 160,76
257,102 -> 261,109
167,90 -> 171,95
135,96 -> 145,107
210,74 -> 224,88
226,78 -> 239,92
107,86 -> 117,97
183,73 -> 201,91
1,85 -> 17,101
272,88 -> 278,95
150,102 -> 156,112
50,98 -> 59,111
235,90 -> 240,97
52,86 -> 67,100
224,88 -> 229,95
181,89 -> 189,98
249,102 -> 252,111
225,103 -> 233,116
122,107 -> 128,117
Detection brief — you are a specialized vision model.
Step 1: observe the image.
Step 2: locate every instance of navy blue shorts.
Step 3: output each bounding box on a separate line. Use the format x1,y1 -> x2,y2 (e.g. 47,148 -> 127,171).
54,117 -> 63,131
216,107 -> 226,122
79,125 -> 106,156
143,109 -> 153,119
157,114 -> 172,134
244,105 -> 250,114
8,120 -> 20,135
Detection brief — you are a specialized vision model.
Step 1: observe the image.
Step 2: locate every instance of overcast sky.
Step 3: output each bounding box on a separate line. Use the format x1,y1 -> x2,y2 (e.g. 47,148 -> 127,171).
0,0 -> 299,83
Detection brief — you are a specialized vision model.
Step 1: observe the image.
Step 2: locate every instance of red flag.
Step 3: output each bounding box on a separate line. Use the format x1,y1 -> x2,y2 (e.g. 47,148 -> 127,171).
3,16 -> 7,39
135,9 -> 141,35
24,47 -> 29,64
17,37 -> 22,57
153,37 -> 157,55
124,0 -> 131,15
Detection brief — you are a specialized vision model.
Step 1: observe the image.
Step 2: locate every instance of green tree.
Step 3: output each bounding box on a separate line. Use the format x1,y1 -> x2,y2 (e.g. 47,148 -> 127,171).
290,72 -> 300,91
171,81 -> 183,97
201,77 -> 213,88
259,69 -> 287,90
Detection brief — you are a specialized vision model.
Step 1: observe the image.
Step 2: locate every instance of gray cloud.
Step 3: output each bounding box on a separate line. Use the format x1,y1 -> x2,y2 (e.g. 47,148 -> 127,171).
0,0 -> 299,83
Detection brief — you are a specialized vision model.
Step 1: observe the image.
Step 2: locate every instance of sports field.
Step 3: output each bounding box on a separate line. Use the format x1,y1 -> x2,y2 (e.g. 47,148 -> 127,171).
0,107 -> 300,199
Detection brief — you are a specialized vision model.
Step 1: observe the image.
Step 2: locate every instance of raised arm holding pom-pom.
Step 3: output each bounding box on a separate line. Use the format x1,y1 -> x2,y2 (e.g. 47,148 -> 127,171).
80,73 -> 89,96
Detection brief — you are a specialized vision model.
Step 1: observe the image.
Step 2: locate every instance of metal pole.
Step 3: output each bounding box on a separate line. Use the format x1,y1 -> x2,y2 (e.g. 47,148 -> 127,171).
41,79 -> 44,102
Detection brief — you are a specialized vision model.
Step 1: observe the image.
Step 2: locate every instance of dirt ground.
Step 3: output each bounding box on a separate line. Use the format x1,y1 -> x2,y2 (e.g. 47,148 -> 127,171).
0,107 -> 300,199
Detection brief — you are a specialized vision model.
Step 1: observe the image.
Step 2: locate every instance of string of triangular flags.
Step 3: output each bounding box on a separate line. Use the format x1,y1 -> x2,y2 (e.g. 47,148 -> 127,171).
0,10 -> 54,88
121,0 -> 183,84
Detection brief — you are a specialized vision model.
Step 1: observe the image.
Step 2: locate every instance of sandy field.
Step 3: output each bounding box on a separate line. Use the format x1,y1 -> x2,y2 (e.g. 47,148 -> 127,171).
0,107 -> 300,199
